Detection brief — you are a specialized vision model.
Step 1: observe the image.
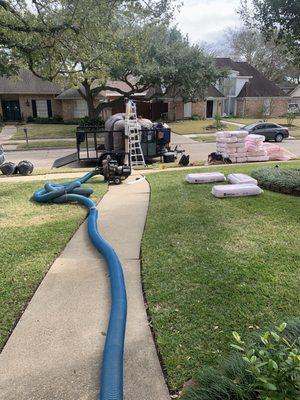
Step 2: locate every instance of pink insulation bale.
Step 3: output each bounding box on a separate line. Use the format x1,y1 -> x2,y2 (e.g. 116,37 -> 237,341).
227,173 -> 258,185
247,155 -> 269,162
212,183 -> 263,198
185,172 -> 226,184
216,131 -> 247,163
245,133 -> 268,160
263,143 -> 297,161
245,134 -> 265,142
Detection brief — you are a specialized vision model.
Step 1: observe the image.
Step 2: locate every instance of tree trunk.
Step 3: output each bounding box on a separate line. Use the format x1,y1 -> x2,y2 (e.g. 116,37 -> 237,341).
171,101 -> 177,121
81,80 -> 98,119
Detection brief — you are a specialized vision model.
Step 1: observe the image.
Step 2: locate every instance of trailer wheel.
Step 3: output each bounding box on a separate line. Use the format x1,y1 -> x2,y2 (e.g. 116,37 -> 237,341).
113,177 -> 121,185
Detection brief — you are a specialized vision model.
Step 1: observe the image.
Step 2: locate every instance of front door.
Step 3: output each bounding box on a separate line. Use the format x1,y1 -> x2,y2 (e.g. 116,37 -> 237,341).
184,102 -> 192,118
206,100 -> 214,118
2,100 -> 21,121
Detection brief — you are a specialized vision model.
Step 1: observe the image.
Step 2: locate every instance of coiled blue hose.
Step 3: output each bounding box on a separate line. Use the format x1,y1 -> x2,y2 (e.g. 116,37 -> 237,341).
33,171 -> 127,400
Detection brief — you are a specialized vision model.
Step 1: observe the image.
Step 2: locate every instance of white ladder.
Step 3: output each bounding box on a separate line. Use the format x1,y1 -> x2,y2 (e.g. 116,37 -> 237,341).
125,100 -> 146,167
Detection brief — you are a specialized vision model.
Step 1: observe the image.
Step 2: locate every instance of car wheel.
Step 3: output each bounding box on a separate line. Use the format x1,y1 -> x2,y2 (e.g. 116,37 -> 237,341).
275,133 -> 283,142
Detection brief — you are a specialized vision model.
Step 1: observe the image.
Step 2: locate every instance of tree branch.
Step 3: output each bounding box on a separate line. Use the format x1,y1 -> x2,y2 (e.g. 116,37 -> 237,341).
0,0 -> 79,34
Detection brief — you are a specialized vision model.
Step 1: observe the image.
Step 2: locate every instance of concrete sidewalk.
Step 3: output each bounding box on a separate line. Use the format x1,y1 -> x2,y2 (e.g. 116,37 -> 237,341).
0,125 -> 16,144
0,175 -> 170,400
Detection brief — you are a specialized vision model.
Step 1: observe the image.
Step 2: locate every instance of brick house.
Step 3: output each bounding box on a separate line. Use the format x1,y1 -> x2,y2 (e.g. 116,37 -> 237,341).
0,70 -> 61,121
166,85 -> 224,120
0,62 -> 289,122
56,81 -> 168,122
214,58 -> 288,118
156,58 -> 289,121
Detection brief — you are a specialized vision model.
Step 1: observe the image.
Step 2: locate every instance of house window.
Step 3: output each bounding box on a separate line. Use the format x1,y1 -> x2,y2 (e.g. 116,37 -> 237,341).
219,77 -> 236,96
74,100 -> 88,118
36,100 -> 49,117
32,99 -> 52,118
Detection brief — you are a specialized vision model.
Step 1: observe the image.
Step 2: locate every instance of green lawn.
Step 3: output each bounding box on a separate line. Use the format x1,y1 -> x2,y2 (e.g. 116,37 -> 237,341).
12,124 -> 77,140
14,139 -> 76,150
142,161 -> 300,391
224,117 -> 300,131
192,134 -> 217,142
168,120 -> 238,135
0,177 -> 106,350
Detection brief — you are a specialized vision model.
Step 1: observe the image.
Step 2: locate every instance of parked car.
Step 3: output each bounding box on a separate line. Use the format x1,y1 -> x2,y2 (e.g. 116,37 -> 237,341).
240,122 -> 289,142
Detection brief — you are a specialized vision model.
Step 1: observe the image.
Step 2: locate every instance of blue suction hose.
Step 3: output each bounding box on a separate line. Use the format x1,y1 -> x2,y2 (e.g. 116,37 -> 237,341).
33,171 -> 127,400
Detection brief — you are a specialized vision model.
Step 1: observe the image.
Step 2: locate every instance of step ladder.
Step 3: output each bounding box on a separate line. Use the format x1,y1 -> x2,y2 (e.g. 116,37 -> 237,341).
125,100 -> 146,167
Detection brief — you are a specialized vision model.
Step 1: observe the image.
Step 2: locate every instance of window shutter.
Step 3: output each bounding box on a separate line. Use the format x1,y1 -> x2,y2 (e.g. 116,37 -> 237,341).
32,100 -> 37,118
47,100 -> 53,118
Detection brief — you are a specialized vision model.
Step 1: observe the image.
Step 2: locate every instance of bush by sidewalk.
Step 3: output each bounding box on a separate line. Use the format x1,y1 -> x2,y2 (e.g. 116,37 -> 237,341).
182,320 -> 300,400
251,166 -> 300,196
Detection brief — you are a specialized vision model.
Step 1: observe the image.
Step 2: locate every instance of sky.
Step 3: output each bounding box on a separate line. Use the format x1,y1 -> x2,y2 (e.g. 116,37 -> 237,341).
175,0 -> 243,44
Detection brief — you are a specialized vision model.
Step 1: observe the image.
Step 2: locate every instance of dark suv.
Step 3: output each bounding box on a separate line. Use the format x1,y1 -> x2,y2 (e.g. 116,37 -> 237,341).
241,122 -> 289,142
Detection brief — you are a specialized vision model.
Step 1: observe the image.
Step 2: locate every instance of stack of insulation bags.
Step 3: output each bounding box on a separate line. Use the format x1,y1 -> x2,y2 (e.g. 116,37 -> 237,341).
216,131 -> 248,163
245,134 -> 269,162
216,131 -> 270,163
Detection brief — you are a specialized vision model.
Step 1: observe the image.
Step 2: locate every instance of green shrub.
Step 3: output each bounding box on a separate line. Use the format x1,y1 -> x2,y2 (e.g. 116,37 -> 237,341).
232,324 -> 300,400
183,355 -> 255,400
191,114 -> 200,120
79,116 -> 104,127
286,112 -> 296,127
205,122 -> 227,131
26,115 -> 64,124
251,167 -> 300,196
182,320 -> 300,400
214,113 -> 222,128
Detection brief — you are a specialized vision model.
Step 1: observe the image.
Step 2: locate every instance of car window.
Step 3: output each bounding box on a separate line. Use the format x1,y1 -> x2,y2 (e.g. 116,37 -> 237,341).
255,124 -> 265,130
243,123 -> 258,131
265,124 -> 276,129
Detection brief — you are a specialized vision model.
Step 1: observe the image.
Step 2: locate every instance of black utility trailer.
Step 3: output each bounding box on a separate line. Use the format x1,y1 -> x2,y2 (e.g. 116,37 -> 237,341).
53,126 -> 131,184
53,126 -> 126,167
53,124 -> 183,168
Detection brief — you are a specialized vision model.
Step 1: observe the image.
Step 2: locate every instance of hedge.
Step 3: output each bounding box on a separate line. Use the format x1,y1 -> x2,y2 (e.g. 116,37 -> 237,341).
251,166 -> 300,196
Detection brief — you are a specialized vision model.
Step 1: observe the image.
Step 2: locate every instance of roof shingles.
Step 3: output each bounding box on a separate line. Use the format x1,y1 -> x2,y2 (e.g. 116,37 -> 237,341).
0,70 -> 61,95
214,58 -> 285,97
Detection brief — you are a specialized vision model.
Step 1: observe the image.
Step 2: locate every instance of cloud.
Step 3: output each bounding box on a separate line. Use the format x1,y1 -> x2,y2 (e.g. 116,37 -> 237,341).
174,0 -> 242,43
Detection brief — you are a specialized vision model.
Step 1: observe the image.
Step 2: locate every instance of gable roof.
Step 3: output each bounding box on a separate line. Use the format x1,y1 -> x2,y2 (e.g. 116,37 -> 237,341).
214,58 -> 285,97
56,87 -> 104,100
288,84 -> 300,97
0,70 -> 61,95
279,83 -> 297,95
207,85 -> 224,98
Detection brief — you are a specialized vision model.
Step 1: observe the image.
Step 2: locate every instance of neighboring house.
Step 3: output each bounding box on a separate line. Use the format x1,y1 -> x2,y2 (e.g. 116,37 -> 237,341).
166,85 -> 224,121
165,58 -> 288,120
0,70 -> 61,121
0,62 -> 289,122
214,58 -> 288,118
56,81 -> 168,121
287,84 -> 300,112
